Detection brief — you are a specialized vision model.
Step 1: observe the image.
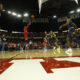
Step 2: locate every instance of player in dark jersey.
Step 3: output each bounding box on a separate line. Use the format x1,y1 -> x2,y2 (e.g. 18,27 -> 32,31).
59,16 -> 78,55
48,31 -> 60,54
0,32 -> 6,52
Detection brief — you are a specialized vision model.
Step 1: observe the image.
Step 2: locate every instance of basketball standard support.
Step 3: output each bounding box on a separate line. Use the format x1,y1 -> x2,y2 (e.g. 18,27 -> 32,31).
38,0 -> 48,13
75,0 -> 78,4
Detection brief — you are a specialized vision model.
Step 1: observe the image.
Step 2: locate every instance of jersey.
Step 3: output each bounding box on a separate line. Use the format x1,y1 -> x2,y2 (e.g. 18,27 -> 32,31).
48,32 -> 57,46
67,20 -> 75,32
67,20 -> 76,39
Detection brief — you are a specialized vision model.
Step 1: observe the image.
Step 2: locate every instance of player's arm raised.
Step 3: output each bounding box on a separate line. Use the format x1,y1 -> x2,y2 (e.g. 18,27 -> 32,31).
73,23 -> 77,29
73,23 -> 78,32
59,23 -> 68,30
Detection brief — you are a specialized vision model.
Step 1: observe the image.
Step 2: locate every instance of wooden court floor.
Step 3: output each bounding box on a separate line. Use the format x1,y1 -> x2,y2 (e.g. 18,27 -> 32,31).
0,48 -> 80,59
0,48 -> 80,80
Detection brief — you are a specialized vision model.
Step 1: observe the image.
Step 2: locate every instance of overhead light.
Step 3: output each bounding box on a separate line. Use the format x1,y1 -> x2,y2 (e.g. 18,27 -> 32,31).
77,8 -> 80,12
8,11 -> 12,14
17,14 -> 22,18
53,15 -> 57,18
2,9 -> 6,12
0,29 -> 8,32
12,12 -> 17,16
69,10 -> 75,14
24,13 -> 29,17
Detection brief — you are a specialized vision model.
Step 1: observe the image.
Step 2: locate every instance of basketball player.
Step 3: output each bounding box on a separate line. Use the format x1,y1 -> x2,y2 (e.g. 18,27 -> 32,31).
48,31 -> 60,54
24,21 -> 31,41
59,16 -> 78,55
43,31 -> 49,52
1,34 -> 6,52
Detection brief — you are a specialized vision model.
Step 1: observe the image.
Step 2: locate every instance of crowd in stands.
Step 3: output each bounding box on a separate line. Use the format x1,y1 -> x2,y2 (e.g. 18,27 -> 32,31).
0,31 -> 80,51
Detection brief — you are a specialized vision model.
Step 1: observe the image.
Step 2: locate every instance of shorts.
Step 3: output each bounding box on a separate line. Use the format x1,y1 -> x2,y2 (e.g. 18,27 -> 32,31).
49,38 -> 56,46
67,27 -> 76,39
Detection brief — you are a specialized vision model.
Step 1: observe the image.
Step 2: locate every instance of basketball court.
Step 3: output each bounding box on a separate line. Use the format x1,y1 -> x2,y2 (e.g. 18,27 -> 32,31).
0,0 -> 80,80
0,49 -> 80,80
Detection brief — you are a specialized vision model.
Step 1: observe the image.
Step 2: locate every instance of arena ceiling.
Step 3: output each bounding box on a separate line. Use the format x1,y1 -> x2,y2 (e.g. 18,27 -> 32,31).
0,0 -> 80,32
2,0 -> 80,16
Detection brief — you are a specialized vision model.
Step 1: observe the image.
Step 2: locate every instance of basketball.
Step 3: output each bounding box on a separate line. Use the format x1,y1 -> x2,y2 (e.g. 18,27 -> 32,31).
31,15 -> 35,19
